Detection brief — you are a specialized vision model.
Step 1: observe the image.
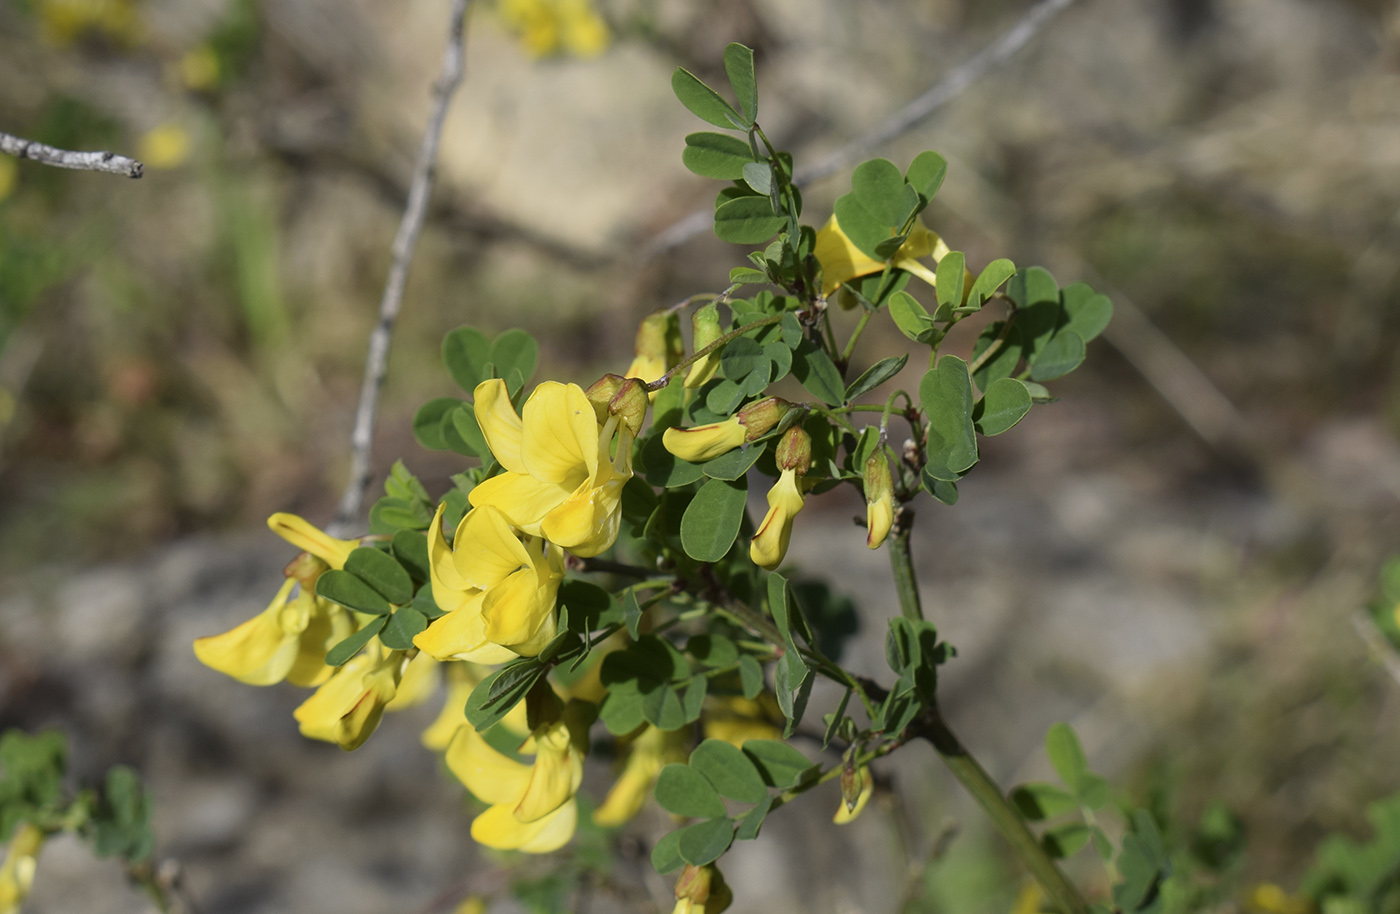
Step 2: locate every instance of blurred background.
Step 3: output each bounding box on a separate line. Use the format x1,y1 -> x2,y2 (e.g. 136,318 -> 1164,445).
2,0 -> 1400,910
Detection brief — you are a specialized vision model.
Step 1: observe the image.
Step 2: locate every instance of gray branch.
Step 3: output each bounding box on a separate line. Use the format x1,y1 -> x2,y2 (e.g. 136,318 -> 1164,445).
638,0 -> 1082,260
0,130 -> 143,178
329,0 -> 472,536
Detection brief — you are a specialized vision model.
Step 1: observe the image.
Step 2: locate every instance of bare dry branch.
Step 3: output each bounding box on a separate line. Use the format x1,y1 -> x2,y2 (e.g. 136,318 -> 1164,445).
0,130 -> 143,178
638,0 -> 1083,260
329,0 -> 472,536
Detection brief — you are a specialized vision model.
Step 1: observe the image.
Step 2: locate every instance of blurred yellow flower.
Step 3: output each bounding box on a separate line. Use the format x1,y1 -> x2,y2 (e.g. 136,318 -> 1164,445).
180,45 -> 220,91
702,694 -> 783,748
446,712 -> 587,853
0,158 -> 16,204
137,123 -> 191,170
268,513 -> 359,570
814,215 -> 950,297
37,0 -> 140,47
293,644 -> 402,750
422,663 -> 531,751
414,503 -> 564,663
0,823 -> 43,914
1248,884 -> 1313,914
499,0 -> 609,59
469,379 -> 634,557
593,725 -> 688,826
384,650 -> 440,711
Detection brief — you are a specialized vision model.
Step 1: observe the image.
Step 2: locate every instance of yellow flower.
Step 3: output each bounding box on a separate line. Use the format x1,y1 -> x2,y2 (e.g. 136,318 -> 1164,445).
593,725 -> 688,827
384,650 -> 440,711
413,503 -> 564,663
662,416 -> 746,463
1247,884 -> 1313,914
292,645 -> 402,750
499,0 -> 609,59
0,823 -> 43,914
750,468 -> 804,570
469,379 -> 634,557
268,513 -> 359,570
814,215 -> 951,297
422,664 -> 531,751
446,711 -> 587,853
672,864 -> 732,914
833,765 -> 873,824
0,158 -> 16,204
702,694 -> 783,748
137,123 -> 190,170
193,577 -> 356,687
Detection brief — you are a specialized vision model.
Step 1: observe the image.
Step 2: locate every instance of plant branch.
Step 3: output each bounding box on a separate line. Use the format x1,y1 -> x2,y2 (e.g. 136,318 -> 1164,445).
888,508 -> 924,621
329,0 -> 472,536
913,706 -> 1089,914
0,131 -> 143,178
637,0 -> 1081,259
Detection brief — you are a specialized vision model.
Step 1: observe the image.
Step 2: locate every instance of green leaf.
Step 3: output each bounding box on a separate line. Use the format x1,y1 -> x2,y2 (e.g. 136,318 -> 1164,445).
672,67 -> 745,129
1078,774 -> 1110,810
1114,810 -> 1170,912
465,660 -> 546,731
780,311 -> 803,349
737,655 -> 764,700
380,606 -> 427,650
905,150 -> 947,201
702,444 -> 764,481
92,766 -> 153,862
1061,282 -> 1113,342
723,43 -> 757,123
558,579 -> 621,632
846,354 -> 908,402
1011,782 -> 1080,820
411,584 -> 444,619
742,161 -> 772,195
888,290 -> 936,343
412,397 -> 460,450
713,196 -> 786,244
935,251 -> 965,310
968,258 -> 1016,307
1043,822 -> 1093,859
651,829 -> 685,873
921,471 -> 958,505
677,817 -> 735,866
735,795 -> 772,841
773,651 -> 813,737
851,158 -> 916,228
655,764 -> 727,818
1045,722 -> 1090,793
681,677 -> 708,723
742,740 -> 815,789
970,321 -> 1021,390
681,477 -> 748,562
920,356 -> 978,480
688,634 -> 739,668
729,266 -> 769,285
832,193 -> 891,259
973,377 -> 1032,436
792,341 -> 845,406
450,405 -> 489,458
490,329 -> 538,392
704,378 -> 747,416
316,569 -> 392,615
1030,330 -> 1086,382
391,530 -> 430,583
344,546 -> 414,605
683,132 -> 757,179
690,739 -> 770,804
623,589 -> 643,640
822,688 -> 852,750
720,336 -> 763,380
324,615 -> 387,665
442,326 -> 490,392
763,340 -> 792,381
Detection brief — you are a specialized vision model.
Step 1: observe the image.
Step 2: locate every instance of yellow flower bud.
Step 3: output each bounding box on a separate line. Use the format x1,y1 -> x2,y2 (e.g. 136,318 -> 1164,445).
663,416 -> 746,463
774,426 -> 812,475
673,864 -> 732,914
684,303 -> 724,389
585,373 -> 649,437
267,513 -> 358,570
834,764 -> 873,824
863,452 -> 894,550
625,310 -> 683,386
750,467 -> 805,570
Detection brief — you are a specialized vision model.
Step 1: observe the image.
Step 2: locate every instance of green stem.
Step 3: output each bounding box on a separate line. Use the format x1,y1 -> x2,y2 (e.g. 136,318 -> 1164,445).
914,708 -> 1090,914
840,309 -> 872,365
645,315 -> 783,392
888,509 -> 923,621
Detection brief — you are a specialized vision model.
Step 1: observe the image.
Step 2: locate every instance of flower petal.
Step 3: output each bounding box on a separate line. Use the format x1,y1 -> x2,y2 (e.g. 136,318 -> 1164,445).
267,513 -> 357,569
480,566 -> 553,648
750,468 -> 805,570
193,578 -> 301,686
451,506 -> 533,591
468,472 -> 573,536
473,379 -> 526,473
520,382 -> 597,485
446,724 -> 532,806
471,798 -> 577,853
541,478 -> 624,558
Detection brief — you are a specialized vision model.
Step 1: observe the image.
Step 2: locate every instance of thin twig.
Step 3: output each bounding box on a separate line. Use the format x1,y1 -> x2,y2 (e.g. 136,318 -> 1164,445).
329,0 -> 472,536
638,0 -> 1082,260
1352,611 -> 1400,688
0,130 -> 143,178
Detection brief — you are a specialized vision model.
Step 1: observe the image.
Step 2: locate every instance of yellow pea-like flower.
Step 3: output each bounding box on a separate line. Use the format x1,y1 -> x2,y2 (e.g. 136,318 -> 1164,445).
193,578 -> 355,687
0,822 -> 43,914
593,725 -> 688,827
292,645 -> 402,751
814,215 -> 950,298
